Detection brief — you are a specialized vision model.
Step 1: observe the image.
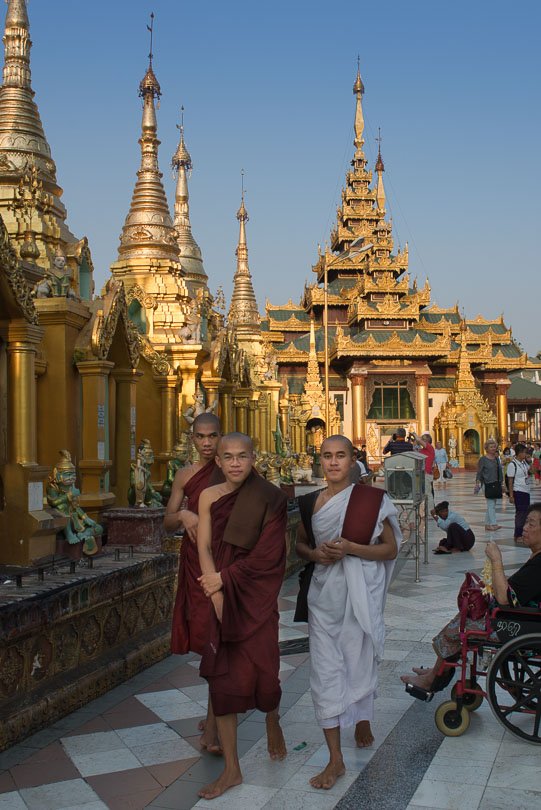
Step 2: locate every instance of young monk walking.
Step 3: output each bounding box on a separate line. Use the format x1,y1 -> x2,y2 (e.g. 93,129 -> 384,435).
295,435 -> 401,790
166,413 -> 224,751
197,433 -> 288,799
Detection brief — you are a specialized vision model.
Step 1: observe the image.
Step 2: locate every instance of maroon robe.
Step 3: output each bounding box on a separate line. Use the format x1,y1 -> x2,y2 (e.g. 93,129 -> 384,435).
171,460 -> 224,655
200,486 -> 287,716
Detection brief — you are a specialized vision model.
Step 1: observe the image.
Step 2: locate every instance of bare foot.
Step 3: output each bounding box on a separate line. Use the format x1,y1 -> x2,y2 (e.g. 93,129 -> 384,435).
310,759 -> 345,789
199,731 -> 223,755
400,670 -> 434,689
354,720 -> 374,748
198,768 -> 242,800
266,711 -> 287,760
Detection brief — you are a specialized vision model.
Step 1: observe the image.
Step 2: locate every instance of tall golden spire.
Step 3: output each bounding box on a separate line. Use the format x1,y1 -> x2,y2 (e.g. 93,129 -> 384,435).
117,14 -> 179,263
0,0 -> 78,259
353,58 -> 365,151
171,107 -> 207,292
227,176 -> 260,336
375,129 -> 386,213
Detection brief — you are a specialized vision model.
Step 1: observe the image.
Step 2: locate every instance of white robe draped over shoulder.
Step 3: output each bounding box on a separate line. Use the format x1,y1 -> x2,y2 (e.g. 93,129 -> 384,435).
308,485 -> 401,729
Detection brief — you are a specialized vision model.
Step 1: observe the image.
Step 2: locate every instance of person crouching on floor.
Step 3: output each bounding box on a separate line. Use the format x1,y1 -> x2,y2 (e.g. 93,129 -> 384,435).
431,501 -> 475,554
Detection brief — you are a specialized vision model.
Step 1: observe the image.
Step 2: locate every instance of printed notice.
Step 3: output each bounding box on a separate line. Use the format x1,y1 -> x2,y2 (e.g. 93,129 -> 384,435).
28,482 -> 43,512
97,441 -> 105,460
97,404 -> 105,428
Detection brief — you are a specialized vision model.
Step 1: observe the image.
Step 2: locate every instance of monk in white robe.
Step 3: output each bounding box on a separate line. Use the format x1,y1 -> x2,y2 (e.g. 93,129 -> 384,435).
296,435 -> 401,790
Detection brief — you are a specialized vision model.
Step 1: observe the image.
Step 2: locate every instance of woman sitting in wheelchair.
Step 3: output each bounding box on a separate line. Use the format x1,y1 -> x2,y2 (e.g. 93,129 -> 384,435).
401,503 -> 541,693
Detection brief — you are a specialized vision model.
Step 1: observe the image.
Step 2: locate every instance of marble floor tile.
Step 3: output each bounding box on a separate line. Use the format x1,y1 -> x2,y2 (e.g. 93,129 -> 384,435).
137,696 -> 206,722
61,730 -> 124,756
115,722 -> 179,748
131,738 -> 200,766
479,786 -> 541,810
177,684 -> 209,702
262,788 -> 342,809
57,803 -> 108,810
20,778 -> 105,809
410,779 -> 484,809
193,783 -> 277,809
423,758 -> 493,785
0,793 -> 26,810
67,747 -> 142,777
487,760 -> 541,792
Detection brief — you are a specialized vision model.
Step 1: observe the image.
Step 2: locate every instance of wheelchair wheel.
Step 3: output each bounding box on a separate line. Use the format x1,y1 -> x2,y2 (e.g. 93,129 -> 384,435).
487,633 -> 541,744
451,680 -> 484,711
435,700 -> 471,736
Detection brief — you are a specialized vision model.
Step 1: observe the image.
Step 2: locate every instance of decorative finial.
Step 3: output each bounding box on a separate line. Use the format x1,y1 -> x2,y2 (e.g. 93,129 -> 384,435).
139,12 -> 161,98
147,12 -> 155,67
237,170 -> 248,221
353,57 -> 364,96
375,127 -> 385,172
172,104 -> 192,169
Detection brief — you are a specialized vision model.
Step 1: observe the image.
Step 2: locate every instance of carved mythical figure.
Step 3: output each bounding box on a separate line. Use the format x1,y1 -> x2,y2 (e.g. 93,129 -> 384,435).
178,300 -> 202,344
272,417 -> 283,456
254,451 -> 269,478
183,387 -> 216,426
46,450 -> 102,556
49,246 -> 78,299
161,437 -> 190,504
267,454 -> 283,487
448,435 -> 457,460
297,452 -> 314,483
128,439 -> 162,508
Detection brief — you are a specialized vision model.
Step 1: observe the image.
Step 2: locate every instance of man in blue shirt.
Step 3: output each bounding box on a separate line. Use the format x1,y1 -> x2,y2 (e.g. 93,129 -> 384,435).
430,501 -> 475,554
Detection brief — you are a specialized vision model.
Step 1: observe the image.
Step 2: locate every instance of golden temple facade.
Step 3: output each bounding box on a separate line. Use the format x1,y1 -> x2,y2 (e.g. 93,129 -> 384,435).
263,67 -> 531,466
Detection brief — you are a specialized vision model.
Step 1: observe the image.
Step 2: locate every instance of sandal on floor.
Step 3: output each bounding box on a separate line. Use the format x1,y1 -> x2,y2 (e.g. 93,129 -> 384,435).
433,547 -> 452,554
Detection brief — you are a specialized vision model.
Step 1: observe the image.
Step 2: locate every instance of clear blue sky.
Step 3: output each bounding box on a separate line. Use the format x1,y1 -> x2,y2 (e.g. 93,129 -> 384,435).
25,0 -> 541,354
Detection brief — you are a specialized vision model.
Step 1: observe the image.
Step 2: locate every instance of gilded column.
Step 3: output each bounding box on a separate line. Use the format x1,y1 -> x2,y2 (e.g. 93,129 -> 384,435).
416,374 -> 430,435
496,381 -> 510,444
233,393 -> 249,434
156,375 -> 178,452
456,421 -> 464,467
248,395 -> 258,441
258,392 -> 269,452
5,321 -> 43,464
219,383 -> 235,433
76,359 -> 115,514
112,368 -> 141,504
349,373 -> 367,446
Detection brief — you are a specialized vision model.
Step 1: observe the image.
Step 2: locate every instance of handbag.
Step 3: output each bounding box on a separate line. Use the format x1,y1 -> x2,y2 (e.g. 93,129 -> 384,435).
457,572 -> 490,622
443,467 -> 453,479
432,463 -> 440,481
485,480 -> 502,499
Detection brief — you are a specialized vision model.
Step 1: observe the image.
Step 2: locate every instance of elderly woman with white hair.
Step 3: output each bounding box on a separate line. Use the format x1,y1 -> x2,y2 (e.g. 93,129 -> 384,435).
474,438 -> 503,531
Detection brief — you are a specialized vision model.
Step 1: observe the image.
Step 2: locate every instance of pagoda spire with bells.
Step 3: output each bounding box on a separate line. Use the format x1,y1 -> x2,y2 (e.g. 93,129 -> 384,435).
171,106 -> 207,294
111,14 -> 190,344
116,13 -> 179,264
227,172 -> 261,342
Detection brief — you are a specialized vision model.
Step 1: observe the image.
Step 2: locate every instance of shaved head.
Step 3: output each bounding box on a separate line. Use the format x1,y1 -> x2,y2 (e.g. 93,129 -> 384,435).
217,432 -> 254,456
192,412 -> 221,433
321,434 -> 354,457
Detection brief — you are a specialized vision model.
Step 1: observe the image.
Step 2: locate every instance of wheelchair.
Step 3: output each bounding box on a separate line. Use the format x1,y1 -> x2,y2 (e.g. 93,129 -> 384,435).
405,606 -> 541,744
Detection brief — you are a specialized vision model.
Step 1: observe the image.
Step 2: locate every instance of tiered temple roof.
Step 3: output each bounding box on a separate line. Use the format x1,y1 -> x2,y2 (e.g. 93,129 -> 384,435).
264,66 -> 528,379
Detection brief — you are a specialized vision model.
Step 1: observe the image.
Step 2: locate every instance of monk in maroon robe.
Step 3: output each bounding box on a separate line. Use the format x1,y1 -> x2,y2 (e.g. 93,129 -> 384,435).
165,413 -> 223,750
197,433 -> 288,800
